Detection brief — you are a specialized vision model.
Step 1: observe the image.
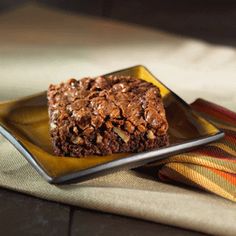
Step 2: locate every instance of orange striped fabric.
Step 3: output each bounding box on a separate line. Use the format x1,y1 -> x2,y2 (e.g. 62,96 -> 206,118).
157,99 -> 236,202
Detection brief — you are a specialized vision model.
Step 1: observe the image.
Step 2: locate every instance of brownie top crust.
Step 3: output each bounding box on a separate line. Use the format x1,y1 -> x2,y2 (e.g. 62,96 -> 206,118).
48,76 -> 168,156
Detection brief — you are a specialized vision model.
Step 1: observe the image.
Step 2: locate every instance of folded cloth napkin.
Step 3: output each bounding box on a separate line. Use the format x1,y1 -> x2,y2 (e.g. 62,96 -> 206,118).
146,99 -> 236,202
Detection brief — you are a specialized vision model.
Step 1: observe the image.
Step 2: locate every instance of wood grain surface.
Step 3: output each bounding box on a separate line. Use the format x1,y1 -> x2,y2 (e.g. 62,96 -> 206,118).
0,188 -> 207,236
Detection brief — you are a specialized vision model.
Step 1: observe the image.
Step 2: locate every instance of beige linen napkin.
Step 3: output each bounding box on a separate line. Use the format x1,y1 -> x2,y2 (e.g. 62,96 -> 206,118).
1,4 -> 236,235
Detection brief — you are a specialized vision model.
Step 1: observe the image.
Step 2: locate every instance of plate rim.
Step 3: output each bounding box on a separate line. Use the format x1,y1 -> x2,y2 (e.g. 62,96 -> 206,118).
0,65 -> 225,184
0,123 -> 224,184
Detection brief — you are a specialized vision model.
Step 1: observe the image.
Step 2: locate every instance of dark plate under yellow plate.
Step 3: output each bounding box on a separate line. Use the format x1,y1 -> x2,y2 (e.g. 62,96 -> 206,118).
0,65 -> 224,184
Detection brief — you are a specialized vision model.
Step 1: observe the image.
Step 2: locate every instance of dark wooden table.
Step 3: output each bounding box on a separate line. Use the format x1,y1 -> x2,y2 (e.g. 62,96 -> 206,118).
0,187 -> 207,236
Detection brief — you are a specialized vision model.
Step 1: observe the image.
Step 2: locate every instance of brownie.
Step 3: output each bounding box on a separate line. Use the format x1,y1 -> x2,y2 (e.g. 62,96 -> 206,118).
47,76 -> 169,157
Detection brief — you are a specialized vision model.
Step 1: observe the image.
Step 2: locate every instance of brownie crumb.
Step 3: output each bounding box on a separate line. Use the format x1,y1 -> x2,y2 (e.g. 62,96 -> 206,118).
47,75 -> 169,157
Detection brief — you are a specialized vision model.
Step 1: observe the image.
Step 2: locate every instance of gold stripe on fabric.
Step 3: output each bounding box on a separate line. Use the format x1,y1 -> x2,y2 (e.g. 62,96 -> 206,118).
167,163 -> 236,202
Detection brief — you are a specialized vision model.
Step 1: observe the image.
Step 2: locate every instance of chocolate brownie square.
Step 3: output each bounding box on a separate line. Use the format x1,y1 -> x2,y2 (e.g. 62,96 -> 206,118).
47,76 -> 168,157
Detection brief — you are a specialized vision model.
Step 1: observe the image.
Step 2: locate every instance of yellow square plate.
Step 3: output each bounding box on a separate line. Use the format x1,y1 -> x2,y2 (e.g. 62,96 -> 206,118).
0,66 -> 224,184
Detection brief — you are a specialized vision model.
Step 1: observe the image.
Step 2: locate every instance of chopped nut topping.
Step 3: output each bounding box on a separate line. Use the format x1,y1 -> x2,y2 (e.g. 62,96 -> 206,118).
66,105 -> 73,112
72,136 -> 84,145
73,127 -> 78,134
147,130 -> 155,140
50,122 -> 57,130
96,133 -> 103,143
113,127 -> 130,143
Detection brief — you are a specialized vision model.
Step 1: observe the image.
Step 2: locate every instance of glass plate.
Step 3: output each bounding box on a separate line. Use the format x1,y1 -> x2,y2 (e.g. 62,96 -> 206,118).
0,65 -> 224,184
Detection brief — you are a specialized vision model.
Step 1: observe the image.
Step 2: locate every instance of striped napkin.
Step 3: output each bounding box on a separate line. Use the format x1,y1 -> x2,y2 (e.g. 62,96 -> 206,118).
148,99 -> 236,202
